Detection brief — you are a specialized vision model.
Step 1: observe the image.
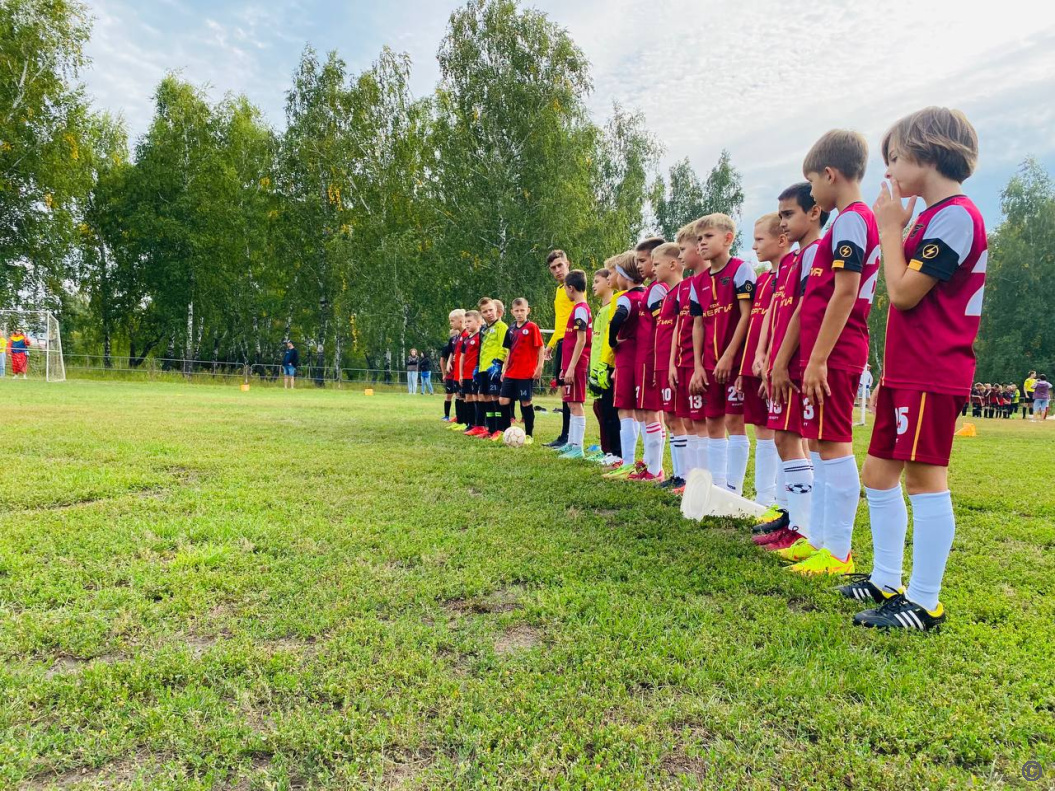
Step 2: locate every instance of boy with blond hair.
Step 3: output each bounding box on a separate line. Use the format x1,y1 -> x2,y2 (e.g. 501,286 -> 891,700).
739,213 -> 790,508
459,310 -> 485,436
478,297 -> 509,439
649,242 -> 687,486
689,213 -> 757,493
845,107 -> 986,631
442,309 -> 466,425
779,130 -> 880,576
669,222 -> 707,487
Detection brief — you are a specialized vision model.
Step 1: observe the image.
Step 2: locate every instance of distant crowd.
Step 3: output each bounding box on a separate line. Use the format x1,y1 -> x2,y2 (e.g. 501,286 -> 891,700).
970,372 -> 1050,421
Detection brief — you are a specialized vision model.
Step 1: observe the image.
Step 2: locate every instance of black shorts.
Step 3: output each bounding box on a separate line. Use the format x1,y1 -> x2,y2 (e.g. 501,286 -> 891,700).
460,378 -> 479,396
481,372 -> 502,397
500,377 -> 535,403
473,371 -> 492,396
444,378 -> 459,395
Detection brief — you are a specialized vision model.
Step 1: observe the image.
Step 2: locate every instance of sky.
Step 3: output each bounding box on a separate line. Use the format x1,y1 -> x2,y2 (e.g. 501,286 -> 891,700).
82,0 -> 1055,251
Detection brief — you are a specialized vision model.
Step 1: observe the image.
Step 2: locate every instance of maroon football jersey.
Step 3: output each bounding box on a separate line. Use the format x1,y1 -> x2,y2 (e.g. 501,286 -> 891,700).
689,257 -> 756,369
561,301 -> 592,371
767,245 -> 818,379
634,280 -> 670,368
613,286 -> 645,367
799,202 -> 880,375
882,195 -> 987,396
654,282 -> 681,377
670,275 -> 698,370
739,268 -> 776,377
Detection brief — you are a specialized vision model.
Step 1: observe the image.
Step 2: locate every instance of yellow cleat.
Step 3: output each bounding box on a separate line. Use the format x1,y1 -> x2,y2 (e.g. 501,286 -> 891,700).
788,548 -> 855,576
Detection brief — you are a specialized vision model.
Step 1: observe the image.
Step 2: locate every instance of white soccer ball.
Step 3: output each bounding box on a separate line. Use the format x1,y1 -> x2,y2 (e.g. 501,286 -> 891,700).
503,426 -> 526,448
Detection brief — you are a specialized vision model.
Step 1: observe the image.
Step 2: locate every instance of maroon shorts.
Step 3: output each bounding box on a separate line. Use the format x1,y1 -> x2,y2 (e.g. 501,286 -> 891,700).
660,376 -> 676,414
800,368 -> 858,443
702,370 -> 732,419
868,387 -> 967,466
767,379 -> 803,435
636,363 -> 662,411
614,364 -> 636,410
742,375 -> 768,427
560,362 -> 588,404
674,368 -> 704,421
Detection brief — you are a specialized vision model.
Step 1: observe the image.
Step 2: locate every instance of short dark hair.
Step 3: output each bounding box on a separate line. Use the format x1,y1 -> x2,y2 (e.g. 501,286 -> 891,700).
546,249 -> 567,265
593,268 -> 611,280
634,237 -> 665,254
778,181 -> 831,227
565,269 -> 587,292
1040,374 -> 1048,382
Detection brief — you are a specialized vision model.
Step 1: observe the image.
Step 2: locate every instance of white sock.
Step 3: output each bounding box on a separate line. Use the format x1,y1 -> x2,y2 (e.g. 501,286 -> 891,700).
782,458 -> 813,540
866,485 -> 909,594
685,435 -> 699,474
696,435 -> 709,473
708,437 -> 728,489
754,438 -> 778,506
671,434 -> 688,479
619,418 -> 637,464
822,454 -> 860,561
569,415 -> 587,449
808,451 -> 825,549
775,461 -> 788,509
906,491 -> 956,612
727,434 -> 749,495
633,420 -> 643,460
644,422 -> 664,475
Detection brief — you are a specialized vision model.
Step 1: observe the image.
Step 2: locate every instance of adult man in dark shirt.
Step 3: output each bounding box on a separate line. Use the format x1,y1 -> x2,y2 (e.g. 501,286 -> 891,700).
282,341 -> 299,389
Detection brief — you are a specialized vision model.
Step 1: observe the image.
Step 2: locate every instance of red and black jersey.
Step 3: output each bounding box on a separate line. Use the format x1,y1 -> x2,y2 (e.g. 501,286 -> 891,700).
881,195 -> 987,396
561,302 -> 592,371
799,202 -> 880,375
611,286 -> 645,368
671,275 -> 697,370
459,331 -> 481,379
504,321 -> 544,379
654,282 -> 681,377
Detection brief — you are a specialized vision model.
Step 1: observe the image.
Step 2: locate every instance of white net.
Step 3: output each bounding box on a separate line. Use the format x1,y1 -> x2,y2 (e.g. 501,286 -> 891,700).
0,310 -> 65,381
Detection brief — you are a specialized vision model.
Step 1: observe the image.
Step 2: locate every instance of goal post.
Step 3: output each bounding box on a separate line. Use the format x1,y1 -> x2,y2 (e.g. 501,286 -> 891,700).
0,310 -> 66,382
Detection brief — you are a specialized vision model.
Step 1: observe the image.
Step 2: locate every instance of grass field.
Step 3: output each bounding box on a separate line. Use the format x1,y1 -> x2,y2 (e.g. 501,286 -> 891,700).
1,381 -> 1053,790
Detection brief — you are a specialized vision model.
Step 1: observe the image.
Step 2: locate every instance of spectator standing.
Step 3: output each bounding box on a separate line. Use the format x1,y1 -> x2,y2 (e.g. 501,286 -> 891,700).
406,348 -> 420,394
9,328 -> 30,378
282,341 -> 299,389
1031,375 -> 1051,422
420,353 -> 434,394
0,331 -> 6,378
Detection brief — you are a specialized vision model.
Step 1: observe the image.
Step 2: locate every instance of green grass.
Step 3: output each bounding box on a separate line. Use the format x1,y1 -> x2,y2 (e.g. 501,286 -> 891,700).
1,381 -> 1053,790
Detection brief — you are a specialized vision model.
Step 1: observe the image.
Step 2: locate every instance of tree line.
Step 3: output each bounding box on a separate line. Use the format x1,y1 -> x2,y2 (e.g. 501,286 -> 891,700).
3,0 -> 1052,381
1,0 -> 745,376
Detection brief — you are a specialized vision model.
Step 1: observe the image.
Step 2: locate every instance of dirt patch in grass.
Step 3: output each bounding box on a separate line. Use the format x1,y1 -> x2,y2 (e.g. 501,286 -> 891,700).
442,586 -> 525,617
495,625 -> 540,655
659,749 -> 708,782
22,749 -> 167,789
787,596 -> 820,613
44,653 -> 121,679
381,748 -> 443,789
228,751 -> 274,791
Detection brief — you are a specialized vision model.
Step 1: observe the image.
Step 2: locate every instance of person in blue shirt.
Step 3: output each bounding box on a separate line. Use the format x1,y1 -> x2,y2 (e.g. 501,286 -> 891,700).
282,341 -> 299,389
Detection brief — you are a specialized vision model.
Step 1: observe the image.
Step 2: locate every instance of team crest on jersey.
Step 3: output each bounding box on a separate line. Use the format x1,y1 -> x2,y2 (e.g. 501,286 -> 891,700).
910,223 -> 924,237
921,243 -> 940,259
522,329 -> 528,335
720,277 -> 730,285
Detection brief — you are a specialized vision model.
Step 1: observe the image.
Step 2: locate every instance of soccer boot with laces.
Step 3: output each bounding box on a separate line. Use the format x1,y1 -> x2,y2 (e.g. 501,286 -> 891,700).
603,461 -> 643,480
836,574 -> 904,604
853,593 -> 945,631
787,548 -> 855,576
628,468 -> 664,483
761,527 -> 805,551
543,436 -> 568,449
558,446 -> 585,460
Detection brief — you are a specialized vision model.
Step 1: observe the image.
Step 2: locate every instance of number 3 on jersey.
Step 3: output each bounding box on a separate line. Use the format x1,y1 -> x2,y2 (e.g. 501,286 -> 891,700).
802,396 -> 815,421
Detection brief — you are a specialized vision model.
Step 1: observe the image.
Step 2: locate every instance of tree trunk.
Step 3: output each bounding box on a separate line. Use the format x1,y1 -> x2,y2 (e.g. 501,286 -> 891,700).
184,301 -> 194,376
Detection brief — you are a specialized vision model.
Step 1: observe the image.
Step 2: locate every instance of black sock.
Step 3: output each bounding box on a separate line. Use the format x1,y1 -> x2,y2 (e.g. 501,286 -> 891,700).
475,401 -> 485,427
444,399 -> 451,419
523,404 -> 535,436
560,404 -> 570,441
501,402 -> 512,430
486,410 -> 496,433
457,399 -> 467,424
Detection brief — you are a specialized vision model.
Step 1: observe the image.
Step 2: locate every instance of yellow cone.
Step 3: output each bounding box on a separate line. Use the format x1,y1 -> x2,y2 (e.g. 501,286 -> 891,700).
954,422 -> 976,437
